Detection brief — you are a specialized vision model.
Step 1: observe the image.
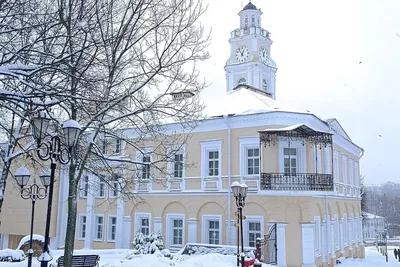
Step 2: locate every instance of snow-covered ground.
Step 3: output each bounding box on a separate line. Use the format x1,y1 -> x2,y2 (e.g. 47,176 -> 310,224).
0,247 -> 398,267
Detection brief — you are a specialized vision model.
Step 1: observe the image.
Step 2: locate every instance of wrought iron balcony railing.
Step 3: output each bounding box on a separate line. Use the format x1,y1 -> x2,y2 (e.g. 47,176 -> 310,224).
260,173 -> 334,191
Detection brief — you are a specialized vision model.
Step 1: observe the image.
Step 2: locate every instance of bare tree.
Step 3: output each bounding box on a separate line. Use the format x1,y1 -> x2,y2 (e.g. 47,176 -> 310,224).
0,0 -> 210,265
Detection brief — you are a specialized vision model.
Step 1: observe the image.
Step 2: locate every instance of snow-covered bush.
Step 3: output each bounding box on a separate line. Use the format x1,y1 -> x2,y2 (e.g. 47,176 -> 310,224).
0,249 -> 26,262
128,231 -> 165,257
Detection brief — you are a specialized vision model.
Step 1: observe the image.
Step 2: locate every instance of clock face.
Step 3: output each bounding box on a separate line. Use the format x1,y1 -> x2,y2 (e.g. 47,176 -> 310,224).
259,47 -> 268,63
236,46 -> 249,63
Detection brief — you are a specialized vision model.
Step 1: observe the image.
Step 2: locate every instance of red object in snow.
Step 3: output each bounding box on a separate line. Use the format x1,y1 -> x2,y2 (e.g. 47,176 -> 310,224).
241,258 -> 255,267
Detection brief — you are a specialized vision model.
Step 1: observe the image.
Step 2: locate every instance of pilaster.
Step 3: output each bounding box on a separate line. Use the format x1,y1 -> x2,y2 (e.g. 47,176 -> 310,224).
122,216 -> 132,248
115,197 -> 125,249
153,217 -> 163,234
187,218 -> 198,243
301,223 -> 316,267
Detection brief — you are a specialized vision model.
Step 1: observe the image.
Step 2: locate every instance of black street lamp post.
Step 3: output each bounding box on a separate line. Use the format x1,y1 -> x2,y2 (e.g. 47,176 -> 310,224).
231,181 -> 248,267
31,112 -> 81,267
14,167 -> 50,267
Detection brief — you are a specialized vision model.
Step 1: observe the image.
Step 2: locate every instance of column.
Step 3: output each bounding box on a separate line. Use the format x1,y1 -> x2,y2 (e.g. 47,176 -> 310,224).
122,216 -> 132,248
331,220 -> 335,259
1,234 -> 8,249
115,197 -> 125,249
84,175 -> 95,249
226,220 -> 237,245
55,166 -> 69,248
277,223 -> 287,267
301,223 -> 315,267
339,218 -> 344,254
153,218 -> 163,234
187,218 -> 198,243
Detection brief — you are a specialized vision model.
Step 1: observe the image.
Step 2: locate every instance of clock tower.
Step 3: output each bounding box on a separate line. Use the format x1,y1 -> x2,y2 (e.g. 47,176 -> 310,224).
224,1 -> 277,99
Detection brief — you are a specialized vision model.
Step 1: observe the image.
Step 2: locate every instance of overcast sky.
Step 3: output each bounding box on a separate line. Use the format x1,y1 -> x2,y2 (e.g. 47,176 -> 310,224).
198,0 -> 400,184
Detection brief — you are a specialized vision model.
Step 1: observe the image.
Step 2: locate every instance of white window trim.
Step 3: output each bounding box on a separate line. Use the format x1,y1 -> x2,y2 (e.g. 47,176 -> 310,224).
278,140 -> 306,173
200,140 -> 222,179
314,216 -> 321,258
349,159 -> 354,187
201,214 -> 222,245
342,154 -> 348,185
112,138 -> 125,155
244,215 -> 264,247
107,215 -> 117,242
134,212 -> 152,235
77,214 -> 87,240
93,214 -> 105,242
315,145 -> 322,173
324,147 -> 331,174
167,145 -> 186,180
333,150 -> 339,183
165,214 -> 185,249
96,176 -> 106,198
239,137 -> 260,178
136,147 -> 153,182
108,174 -> 121,198
80,175 -> 89,198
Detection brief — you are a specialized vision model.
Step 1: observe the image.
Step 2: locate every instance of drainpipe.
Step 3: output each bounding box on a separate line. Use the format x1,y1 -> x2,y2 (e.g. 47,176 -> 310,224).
225,115 -> 232,245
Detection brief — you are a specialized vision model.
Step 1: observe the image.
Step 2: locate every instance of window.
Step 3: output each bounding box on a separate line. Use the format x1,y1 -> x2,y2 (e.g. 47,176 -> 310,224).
97,176 -> 106,198
109,174 -> 120,198
246,148 -> 260,175
101,138 -> 107,154
208,151 -> 219,176
349,160 -> 354,186
342,155 -> 348,184
78,215 -> 86,239
244,16 -> 248,28
283,148 -> 297,175
315,146 -> 321,173
248,222 -> 261,247
208,220 -> 220,244
333,151 -> 339,183
108,216 -> 117,242
173,219 -> 183,245
80,175 -> 89,198
202,215 -> 222,245
94,215 -> 104,240
142,154 -> 151,180
201,141 -> 222,179
134,213 -> 151,236
237,77 -> 247,85
140,218 -> 150,235
113,138 -> 122,154
324,147 -> 331,174
262,79 -> 268,90
251,16 -> 255,27
174,153 -> 184,178
354,162 -> 359,188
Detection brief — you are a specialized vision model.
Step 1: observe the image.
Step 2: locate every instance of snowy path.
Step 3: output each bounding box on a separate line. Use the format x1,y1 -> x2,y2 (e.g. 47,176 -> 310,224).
0,246 -> 398,267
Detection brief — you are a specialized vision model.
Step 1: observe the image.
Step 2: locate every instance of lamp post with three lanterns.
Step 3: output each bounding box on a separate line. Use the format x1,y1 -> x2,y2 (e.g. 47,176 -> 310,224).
231,181 -> 248,267
30,112 -> 81,267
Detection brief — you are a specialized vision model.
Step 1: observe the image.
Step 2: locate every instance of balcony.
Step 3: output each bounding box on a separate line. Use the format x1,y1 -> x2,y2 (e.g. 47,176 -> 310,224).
260,173 -> 334,191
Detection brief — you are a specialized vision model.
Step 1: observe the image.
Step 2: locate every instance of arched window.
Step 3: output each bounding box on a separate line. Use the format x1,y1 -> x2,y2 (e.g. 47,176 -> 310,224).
245,16 -> 248,28
237,78 -> 247,85
252,16 -> 255,27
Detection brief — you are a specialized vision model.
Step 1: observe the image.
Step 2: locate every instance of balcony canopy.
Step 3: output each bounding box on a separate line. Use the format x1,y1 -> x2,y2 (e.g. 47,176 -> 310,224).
258,123 -> 333,147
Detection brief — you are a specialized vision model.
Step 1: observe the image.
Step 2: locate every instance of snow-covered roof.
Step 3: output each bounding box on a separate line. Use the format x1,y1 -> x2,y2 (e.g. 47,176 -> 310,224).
202,86 -> 313,118
363,212 -> 384,219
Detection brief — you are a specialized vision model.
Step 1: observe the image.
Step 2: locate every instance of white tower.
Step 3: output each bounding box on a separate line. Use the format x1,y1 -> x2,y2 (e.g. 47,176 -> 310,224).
224,1 -> 277,99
